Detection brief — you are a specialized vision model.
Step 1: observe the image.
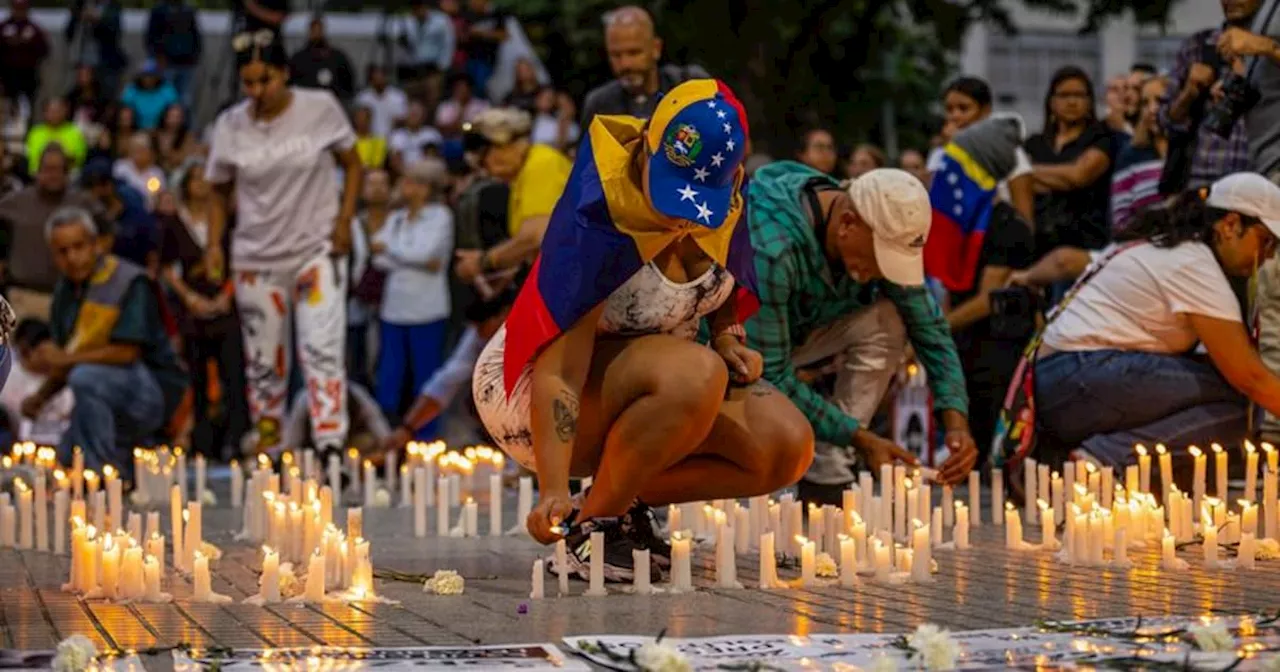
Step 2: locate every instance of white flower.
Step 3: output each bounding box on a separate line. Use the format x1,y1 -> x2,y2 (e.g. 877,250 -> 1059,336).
1258,538 -> 1280,560
869,656 -> 901,672
815,552 -> 839,578
423,570 -> 465,595
201,489 -> 218,507
907,624 -> 961,671
1188,619 -> 1234,652
373,488 -> 392,508
633,640 -> 691,672
231,33 -> 252,52
52,634 -> 97,672
277,565 -> 299,598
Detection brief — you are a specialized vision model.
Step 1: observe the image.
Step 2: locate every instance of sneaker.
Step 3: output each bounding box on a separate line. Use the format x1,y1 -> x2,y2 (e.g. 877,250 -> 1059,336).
622,501 -> 672,569
547,517 -> 644,583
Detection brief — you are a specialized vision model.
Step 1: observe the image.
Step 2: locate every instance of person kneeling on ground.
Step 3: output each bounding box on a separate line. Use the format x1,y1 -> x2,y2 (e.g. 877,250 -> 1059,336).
1025,173 -> 1280,481
472,79 -> 814,582
22,206 -> 187,476
746,165 -> 978,504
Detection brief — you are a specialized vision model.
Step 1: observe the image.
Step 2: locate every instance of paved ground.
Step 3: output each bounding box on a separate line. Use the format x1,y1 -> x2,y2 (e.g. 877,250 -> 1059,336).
2,480 -> 1279,668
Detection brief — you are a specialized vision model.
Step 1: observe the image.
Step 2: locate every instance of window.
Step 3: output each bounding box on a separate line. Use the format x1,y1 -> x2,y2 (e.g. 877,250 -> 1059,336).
1137,35 -> 1189,73
987,30 -> 1104,109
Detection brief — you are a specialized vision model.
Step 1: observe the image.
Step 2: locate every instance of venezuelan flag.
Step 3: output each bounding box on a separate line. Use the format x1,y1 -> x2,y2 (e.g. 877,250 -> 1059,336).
923,142 -> 998,292
502,115 -> 759,395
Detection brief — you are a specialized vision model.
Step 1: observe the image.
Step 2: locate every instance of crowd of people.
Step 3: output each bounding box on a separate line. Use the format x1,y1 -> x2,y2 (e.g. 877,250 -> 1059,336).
5,0 -> 1280,581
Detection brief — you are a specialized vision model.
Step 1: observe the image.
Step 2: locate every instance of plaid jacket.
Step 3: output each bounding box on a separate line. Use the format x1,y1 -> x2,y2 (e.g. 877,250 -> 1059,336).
744,161 -> 969,446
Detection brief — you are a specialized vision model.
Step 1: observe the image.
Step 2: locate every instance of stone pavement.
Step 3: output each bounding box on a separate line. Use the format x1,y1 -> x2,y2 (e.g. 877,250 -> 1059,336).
2,483 -> 1279,667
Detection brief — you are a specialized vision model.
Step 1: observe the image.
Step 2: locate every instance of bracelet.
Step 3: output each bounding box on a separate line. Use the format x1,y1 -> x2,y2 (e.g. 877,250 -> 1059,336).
714,323 -> 747,344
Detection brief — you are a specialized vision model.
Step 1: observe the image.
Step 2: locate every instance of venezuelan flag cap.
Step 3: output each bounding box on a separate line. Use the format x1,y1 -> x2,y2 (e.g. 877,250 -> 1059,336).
645,79 -> 749,229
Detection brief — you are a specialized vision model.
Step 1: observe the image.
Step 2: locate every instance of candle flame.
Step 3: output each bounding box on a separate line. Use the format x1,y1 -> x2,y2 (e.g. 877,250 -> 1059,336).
912,519 -> 924,530
1239,499 -> 1254,509
1212,443 -> 1224,454
84,470 -> 97,481
904,478 -> 914,489
1085,462 -> 1097,474
794,535 -> 810,544
258,454 -> 271,467
262,545 -> 274,555
1051,470 -> 1060,479
14,478 -> 28,492
1189,446 -> 1203,458
133,448 -> 143,458
1037,498 -> 1049,511
103,465 -> 116,478
1005,502 -> 1015,511
1134,445 -> 1147,457
347,448 -> 359,458
1155,444 -> 1167,456
182,510 -> 189,522
1246,441 -> 1257,455
53,469 -> 66,481
86,525 -> 97,539
852,511 -> 864,524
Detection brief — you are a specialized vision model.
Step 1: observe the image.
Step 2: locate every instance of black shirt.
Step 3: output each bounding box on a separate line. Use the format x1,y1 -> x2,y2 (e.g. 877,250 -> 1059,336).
951,202 -> 1036,353
1024,121 -> 1116,253
464,8 -> 507,66
238,0 -> 288,38
159,213 -> 236,338
580,64 -> 711,130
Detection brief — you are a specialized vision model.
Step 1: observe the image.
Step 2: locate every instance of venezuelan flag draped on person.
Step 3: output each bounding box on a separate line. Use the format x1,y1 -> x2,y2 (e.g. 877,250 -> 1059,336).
923,116 -> 1023,292
502,79 -> 760,394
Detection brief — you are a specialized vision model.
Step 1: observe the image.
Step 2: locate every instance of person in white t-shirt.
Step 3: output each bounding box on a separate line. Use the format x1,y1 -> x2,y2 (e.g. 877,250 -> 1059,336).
1029,173 -> 1280,478
353,64 -> 408,139
204,31 -> 363,455
111,133 -> 166,210
927,76 -> 1035,227
387,101 -> 443,175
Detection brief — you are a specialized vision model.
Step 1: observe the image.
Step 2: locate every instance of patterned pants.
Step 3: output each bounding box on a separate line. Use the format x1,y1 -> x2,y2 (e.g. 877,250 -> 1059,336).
235,252 -> 349,450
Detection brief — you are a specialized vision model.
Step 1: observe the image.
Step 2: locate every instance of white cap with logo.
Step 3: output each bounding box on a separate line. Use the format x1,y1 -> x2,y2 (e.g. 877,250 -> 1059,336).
846,168 -> 933,286
1206,172 -> 1280,238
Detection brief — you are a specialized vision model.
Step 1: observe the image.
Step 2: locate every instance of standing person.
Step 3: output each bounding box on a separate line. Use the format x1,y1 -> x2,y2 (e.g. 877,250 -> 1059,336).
394,0 -> 455,102
579,6 -> 709,127
349,169 -> 392,388
0,0 -> 49,110
846,144 -> 887,180
66,65 -> 108,128
462,0 -> 507,96
1026,66 -> 1116,255
239,0 -> 288,41
112,133 -> 166,210
354,64 -> 408,140
204,32 -> 362,456
66,0 -> 129,100
154,104 -> 199,173
371,159 -> 454,436
795,128 -> 838,176
26,99 -> 88,176
745,165 -> 977,503
289,17 -> 356,103
145,0 -> 202,108
898,149 -> 929,185
158,166 -> 248,459
389,101 -> 444,175
120,61 -> 181,131
1111,76 -> 1170,235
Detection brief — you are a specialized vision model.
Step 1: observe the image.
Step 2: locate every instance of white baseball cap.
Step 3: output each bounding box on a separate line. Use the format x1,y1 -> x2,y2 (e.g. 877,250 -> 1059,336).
1206,172 -> 1280,237
846,168 -> 933,286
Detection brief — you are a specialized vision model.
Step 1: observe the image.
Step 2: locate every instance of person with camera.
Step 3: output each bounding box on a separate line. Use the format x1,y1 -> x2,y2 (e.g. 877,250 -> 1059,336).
1033,173 -> 1280,478
1156,0 -> 1258,194
746,165 -> 978,506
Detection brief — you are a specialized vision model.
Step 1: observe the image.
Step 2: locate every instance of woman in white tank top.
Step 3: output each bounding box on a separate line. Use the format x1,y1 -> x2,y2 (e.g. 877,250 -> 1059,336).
204,31 -> 363,456
471,81 -> 813,584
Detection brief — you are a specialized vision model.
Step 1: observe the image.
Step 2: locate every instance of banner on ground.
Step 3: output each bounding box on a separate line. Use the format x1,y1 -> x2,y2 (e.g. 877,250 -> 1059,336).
171,644 -> 588,670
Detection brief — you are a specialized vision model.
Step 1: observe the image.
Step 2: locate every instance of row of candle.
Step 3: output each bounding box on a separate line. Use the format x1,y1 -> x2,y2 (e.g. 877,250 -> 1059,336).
65,521 -> 170,603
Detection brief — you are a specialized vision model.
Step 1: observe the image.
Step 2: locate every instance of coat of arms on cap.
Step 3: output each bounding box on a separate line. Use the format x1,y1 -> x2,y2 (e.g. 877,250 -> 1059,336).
664,123 -> 703,168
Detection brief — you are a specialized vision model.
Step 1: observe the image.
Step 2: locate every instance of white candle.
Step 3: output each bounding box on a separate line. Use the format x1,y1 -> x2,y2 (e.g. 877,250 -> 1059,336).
1242,500 -> 1259,538
955,503 -> 970,550
1038,500 -> 1056,549
81,527 -> 99,592
759,531 -> 777,589
1113,527 -> 1129,566
304,551 -> 326,602
184,502 -> 202,572
464,498 -> 478,537
930,506 -> 943,547
633,549 -> 652,594
169,485 -> 183,570
413,468 -> 428,538
991,469 -> 1004,526
53,490 -> 68,555
1265,467 -> 1278,541
1025,458 -> 1038,525
1245,442 -> 1259,503
1134,445 -> 1150,495
798,536 -> 816,587
941,485 -> 954,528
715,513 -> 737,588
120,545 -> 144,600
399,465 -> 410,508
1267,443 -> 1280,472
67,523 -> 85,591
362,461 -> 375,509
1239,531 -> 1257,570
0,502 -> 12,548
556,538 -> 570,595
351,539 -> 373,598
1037,464 -> 1050,515
16,480 -> 32,550
670,532 -> 692,592
1005,504 -> 1022,549
228,459 -> 242,509
808,504 -> 824,552
385,450 -> 398,497
1203,510 -> 1219,568
1213,443 -> 1228,499
488,474 -> 502,536
100,534 -> 121,600
436,476 -> 449,536
893,465 -> 906,540
839,534 -> 856,587
146,533 -> 164,578
347,507 -> 363,544
327,453 -> 341,495
585,530 -> 607,596
904,479 -> 918,537
1189,446 -> 1206,520
968,471 -> 981,526
143,555 -> 164,601
873,538 -> 891,580
1152,444 -> 1170,504
288,503 -> 304,562
194,454 -> 206,506
34,474 -> 47,552
91,490 -> 105,536
449,473 -> 461,507
530,558 -> 545,599
126,512 -> 142,543
1161,531 -> 1181,570
512,476 -> 532,536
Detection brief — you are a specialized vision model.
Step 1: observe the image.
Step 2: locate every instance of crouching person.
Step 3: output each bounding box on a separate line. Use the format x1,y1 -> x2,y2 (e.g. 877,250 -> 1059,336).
21,207 -> 188,475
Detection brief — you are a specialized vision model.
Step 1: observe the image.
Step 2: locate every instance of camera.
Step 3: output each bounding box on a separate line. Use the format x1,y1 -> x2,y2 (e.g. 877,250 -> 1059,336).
1203,72 -> 1262,137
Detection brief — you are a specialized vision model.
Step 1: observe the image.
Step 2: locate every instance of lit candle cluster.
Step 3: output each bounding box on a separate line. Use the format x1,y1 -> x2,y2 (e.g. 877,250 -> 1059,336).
64,519 -> 172,603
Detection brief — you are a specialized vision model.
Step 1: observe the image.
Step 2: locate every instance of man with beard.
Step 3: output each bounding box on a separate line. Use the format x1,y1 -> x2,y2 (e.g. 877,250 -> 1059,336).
289,17 -> 356,102
579,6 -> 709,128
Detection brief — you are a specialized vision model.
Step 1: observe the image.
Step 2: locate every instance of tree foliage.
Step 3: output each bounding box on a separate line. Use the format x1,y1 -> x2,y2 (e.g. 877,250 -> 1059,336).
498,0 -> 1181,157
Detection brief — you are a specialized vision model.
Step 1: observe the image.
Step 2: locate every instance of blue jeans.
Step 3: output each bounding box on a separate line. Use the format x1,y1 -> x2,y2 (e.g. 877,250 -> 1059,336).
166,65 -> 197,108
59,363 -> 164,479
376,319 -> 447,439
1035,350 -> 1247,486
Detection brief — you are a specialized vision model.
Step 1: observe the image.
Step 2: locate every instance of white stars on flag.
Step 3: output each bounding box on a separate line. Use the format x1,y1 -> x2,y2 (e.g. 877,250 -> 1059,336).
723,122 -> 732,133
716,109 -> 727,120
707,101 -> 717,109
678,184 -> 699,202
693,166 -> 710,182
695,201 -> 713,223
710,152 -> 725,168
726,139 -> 736,152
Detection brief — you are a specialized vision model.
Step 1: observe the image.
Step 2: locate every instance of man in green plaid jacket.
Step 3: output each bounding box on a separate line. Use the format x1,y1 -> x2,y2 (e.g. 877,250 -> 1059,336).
744,163 -> 978,501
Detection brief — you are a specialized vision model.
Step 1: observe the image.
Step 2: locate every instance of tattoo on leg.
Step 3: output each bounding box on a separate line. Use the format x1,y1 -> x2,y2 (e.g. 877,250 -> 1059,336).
552,391 -> 580,443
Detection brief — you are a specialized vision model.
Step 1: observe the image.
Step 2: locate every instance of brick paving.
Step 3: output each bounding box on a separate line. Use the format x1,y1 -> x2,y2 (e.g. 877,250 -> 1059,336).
2,481 -> 1279,668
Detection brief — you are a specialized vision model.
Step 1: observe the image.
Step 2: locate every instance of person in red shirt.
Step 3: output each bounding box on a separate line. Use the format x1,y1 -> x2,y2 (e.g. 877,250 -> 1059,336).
0,0 -> 49,108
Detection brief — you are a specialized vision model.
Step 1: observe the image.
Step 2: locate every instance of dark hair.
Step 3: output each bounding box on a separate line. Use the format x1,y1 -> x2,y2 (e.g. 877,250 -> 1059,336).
178,159 -> 205,200
447,70 -> 473,92
796,128 -> 832,156
1115,189 -> 1257,248
1131,62 -> 1157,76
943,76 -> 993,108
464,287 -> 516,323
1042,65 -> 1097,134
38,143 -> 70,172
852,143 -> 888,168
13,318 -> 50,350
160,103 -> 190,148
233,31 -> 289,71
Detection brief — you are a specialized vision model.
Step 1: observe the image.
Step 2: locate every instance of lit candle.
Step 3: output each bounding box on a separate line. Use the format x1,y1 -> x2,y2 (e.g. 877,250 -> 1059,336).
910,520 -> 931,583
514,476 -> 533,536
1038,499 -> 1057,550
288,503 -> 304,561
362,460 -> 376,509
67,522 -> 85,591
1242,500 -> 1259,538
1245,442 -> 1259,503
126,512 -> 141,543
556,538 -> 570,595
1203,506 -> 1219,569
34,474 -> 47,552
347,507 -> 363,544
670,532 -> 693,592
80,526 -> 99,593
16,479 -> 32,550
893,465 -> 906,540
351,538 -> 372,598
1213,443 -> 1228,499
808,504 -> 825,552
175,450 -> 188,504
53,489 -> 68,555
968,471 -> 981,526
464,498 -> 478,537
194,454 -> 206,506
530,558 -> 545,599
1050,472 -> 1064,525
347,449 -> 360,495
1100,467 -> 1114,509
91,490 -> 105,536
184,502 -> 202,572
1037,463 -> 1050,516
327,453 -> 341,495
904,478 -> 918,537
488,474 -> 502,537
1239,531 -> 1257,570
839,534 -> 856,587
1112,527 -> 1129,567
715,512 -> 737,589
399,465 -> 410,509
633,549 -> 652,594
231,460 -> 243,509
169,485 -> 183,570
1265,467 -> 1278,541
873,538 -> 891,581
143,555 -> 166,602
954,503 -> 970,550
759,531 -> 778,589
304,551 -> 327,602
121,544 -> 144,600
1190,446 -> 1206,521
798,535 -> 816,587
1267,442 -> 1280,472
1151,444 -> 1170,505
436,476 -> 449,537
100,533 -> 120,600
1005,503 -> 1022,549
585,530 -> 607,596
1135,445 -> 1150,495
146,533 -> 164,578
413,467 -> 428,538
1161,530 -> 1186,570
991,468 -> 1004,527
